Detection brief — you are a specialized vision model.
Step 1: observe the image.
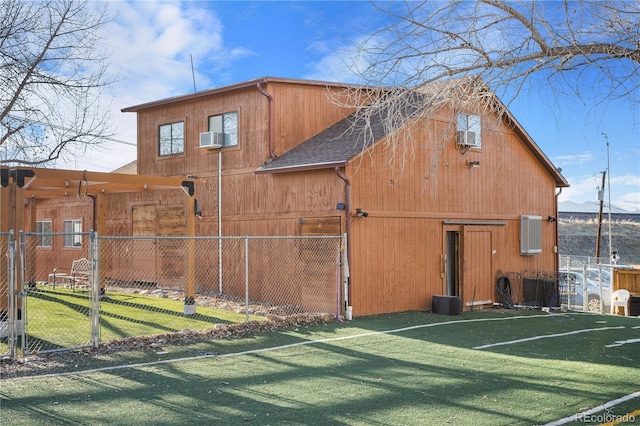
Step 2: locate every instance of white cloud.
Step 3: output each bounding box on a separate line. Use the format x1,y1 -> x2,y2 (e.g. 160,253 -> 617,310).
64,1 -> 256,172
552,152 -> 596,167
559,173 -> 640,212
617,192 -> 640,212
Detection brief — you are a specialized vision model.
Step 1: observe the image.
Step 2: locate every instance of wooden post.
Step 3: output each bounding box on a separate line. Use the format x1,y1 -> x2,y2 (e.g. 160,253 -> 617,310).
94,192 -> 107,294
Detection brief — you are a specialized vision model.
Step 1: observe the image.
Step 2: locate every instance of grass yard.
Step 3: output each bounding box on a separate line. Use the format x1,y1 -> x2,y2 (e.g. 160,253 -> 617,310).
0,287 -> 262,354
1,309 -> 639,425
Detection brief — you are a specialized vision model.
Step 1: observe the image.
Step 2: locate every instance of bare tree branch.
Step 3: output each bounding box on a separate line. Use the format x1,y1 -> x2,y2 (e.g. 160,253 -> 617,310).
0,0 -> 117,166
334,0 -> 639,172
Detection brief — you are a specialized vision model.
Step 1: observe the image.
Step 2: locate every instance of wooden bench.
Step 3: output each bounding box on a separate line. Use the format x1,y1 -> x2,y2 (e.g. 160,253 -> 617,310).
48,258 -> 91,291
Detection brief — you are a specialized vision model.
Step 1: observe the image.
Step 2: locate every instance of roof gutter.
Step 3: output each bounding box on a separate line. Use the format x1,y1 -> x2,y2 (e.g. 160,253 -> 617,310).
255,161 -> 347,175
256,82 -> 276,159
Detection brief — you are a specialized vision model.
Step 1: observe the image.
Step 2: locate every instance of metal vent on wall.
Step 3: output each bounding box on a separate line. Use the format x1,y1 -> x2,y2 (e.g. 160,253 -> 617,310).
520,215 -> 542,255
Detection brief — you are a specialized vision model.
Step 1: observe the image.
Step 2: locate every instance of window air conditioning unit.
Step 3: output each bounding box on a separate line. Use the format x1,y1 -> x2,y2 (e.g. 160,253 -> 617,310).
199,132 -> 223,149
457,130 -> 479,148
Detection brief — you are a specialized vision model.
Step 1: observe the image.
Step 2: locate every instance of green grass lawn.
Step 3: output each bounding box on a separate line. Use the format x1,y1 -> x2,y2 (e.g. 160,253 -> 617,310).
1,287 -> 262,354
1,310 -> 639,425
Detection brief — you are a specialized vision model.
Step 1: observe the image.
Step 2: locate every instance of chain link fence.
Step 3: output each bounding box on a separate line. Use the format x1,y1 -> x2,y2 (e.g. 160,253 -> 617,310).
558,255 -> 614,314
497,255 -> 615,313
1,232 -> 344,358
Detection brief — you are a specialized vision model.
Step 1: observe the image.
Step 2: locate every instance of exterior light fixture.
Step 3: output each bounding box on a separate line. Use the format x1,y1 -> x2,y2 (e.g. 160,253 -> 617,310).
466,160 -> 480,168
356,208 -> 368,218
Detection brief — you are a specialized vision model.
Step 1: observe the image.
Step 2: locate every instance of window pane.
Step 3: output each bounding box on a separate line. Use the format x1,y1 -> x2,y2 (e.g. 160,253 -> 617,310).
468,115 -> 481,135
36,221 -> 52,247
457,113 -> 481,148
159,125 -> 172,155
209,112 -> 238,147
223,112 -> 238,147
172,122 -> 184,153
457,113 -> 468,132
209,115 -> 222,133
159,122 -> 184,156
64,220 -> 82,247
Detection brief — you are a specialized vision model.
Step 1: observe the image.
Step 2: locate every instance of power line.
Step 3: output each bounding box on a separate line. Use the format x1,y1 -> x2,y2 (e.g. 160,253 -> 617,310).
5,114 -> 136,146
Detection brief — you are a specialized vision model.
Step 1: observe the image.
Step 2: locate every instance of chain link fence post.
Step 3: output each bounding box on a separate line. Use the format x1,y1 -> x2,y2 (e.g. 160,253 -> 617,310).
90,231 -> 101,348
18,230 -> 27,355
6,231 -> 17,357
244,237 -> 249,323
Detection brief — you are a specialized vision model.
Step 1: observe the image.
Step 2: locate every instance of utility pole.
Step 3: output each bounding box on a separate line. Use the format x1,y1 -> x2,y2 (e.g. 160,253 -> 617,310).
595,171 -> 606,262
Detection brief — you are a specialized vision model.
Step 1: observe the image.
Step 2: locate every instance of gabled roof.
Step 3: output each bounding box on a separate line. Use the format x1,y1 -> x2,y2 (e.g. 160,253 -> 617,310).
122,77 -> 354,113
256,82 -> 568,187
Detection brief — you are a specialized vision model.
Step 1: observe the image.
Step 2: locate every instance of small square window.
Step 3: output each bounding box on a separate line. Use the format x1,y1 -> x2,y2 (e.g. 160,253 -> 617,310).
159,121 -> 184,156
457,113 -> 482,148
63,219 -> 83,247
208,111 -> 238,147
36,220 -> 52,247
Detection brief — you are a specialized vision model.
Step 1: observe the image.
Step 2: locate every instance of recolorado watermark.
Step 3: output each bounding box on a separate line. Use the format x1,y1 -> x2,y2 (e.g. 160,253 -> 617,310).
576,409 -> 636,424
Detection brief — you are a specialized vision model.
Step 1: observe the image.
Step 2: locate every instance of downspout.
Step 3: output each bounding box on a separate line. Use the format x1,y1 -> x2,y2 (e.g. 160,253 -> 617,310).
218,149 -> 223,294
256,82 -> 276,159
335,166 -> 352,317
554,187 -> 562,276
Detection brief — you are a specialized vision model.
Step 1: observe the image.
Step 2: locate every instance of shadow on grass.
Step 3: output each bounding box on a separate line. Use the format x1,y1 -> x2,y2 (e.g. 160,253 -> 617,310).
99,295 -> 236,325
22,288 -> 246,352
2,321 -> 637,425
29,288 -> 238,326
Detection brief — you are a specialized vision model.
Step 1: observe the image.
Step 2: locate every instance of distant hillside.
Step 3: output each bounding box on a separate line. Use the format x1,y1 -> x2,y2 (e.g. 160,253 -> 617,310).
559,200 -> 639,214
558,212 -> 640,265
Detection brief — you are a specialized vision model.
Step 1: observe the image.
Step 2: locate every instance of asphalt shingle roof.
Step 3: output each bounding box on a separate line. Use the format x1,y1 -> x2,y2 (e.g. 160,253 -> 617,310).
256,111 -> 389,173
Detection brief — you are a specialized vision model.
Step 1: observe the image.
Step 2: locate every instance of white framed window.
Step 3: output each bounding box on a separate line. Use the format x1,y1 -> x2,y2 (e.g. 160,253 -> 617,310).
457,113 -> 482,148
36,220 -> 52,247
63,219 -> 83,248
159,121 -> 184,156
208,111 -> 238,147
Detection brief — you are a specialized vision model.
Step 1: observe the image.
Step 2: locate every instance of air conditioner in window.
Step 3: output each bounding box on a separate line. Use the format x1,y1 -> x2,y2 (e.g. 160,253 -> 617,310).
457,130 -> 479,148
199,132 -> 223,149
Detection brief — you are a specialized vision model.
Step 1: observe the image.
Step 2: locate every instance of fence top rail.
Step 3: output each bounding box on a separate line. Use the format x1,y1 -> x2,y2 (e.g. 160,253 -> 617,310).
97,235 -> 343,241
21,231 -> 92,237
559,255 -> 634,270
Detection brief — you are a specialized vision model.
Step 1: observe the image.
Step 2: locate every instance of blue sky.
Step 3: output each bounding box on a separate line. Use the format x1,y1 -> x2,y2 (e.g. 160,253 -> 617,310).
63,1 -> 639,212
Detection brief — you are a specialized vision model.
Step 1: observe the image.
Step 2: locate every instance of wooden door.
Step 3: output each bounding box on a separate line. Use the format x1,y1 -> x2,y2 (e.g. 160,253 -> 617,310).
462,228 -> 493,308
131,205 -> 157,283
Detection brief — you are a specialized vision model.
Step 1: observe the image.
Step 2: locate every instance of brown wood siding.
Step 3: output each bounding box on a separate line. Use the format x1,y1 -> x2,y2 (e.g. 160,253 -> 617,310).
134,81 -> 354,180
135,86 -> 268,177
32,197 -> 92,283
347,108 -> 558,316
269,82 -> 356,156
22,81 -> 561,318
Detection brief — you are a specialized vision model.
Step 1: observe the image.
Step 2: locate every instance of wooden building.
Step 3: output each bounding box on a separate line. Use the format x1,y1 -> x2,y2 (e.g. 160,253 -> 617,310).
6,76 -> 568,317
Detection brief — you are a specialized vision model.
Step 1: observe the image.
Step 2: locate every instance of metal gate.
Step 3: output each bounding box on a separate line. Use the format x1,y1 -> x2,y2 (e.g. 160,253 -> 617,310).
1,231 -> 100,357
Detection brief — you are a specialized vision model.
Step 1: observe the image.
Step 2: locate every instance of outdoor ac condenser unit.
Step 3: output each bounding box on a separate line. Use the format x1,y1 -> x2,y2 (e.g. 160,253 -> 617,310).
457,130 -> 479,148
199,132 -> 223,149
